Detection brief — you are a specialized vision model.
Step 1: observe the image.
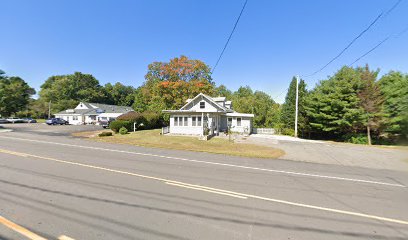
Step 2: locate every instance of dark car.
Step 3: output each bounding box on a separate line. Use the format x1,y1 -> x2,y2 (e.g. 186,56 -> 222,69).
46,118 -> 69,125
22,118 -> 37,123
98,119 -> 112,128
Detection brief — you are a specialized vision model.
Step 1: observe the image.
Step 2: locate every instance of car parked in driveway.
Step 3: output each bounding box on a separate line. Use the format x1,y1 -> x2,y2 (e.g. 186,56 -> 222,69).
46,118 -> 69,125
6,117 -> 24,123
22,118 -> 37,123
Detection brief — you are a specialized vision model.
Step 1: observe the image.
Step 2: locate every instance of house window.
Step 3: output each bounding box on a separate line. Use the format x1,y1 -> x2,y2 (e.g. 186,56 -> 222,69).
192,117 -> 196,126
200,102 -> 205,109
197,116 -> 202,126
184,117 -> 188,126
179,117 -> 183,126
237,118 -> 242,126
174,117 -> 178,126
227,117 -> 232,127
73,116 -> 78,121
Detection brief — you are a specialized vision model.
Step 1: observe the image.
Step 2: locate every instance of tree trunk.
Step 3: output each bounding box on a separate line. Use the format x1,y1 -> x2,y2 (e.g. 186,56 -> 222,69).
367,125 -> 372,145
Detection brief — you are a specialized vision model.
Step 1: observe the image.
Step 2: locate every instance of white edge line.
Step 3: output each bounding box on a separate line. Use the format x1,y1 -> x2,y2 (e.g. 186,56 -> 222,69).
165,182 -> 247,199
0,136 -> 405,188
1,149 -> 408,226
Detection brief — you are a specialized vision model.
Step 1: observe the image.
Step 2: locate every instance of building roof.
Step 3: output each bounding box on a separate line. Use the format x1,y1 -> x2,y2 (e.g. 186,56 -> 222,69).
179,93 -> 232,112
55,102 -> 133,115
163,93 -> 253,118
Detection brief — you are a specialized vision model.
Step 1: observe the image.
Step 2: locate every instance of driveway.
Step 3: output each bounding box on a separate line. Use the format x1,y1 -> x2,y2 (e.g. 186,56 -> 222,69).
245,134 -> 408,171
0,123 -> 103,137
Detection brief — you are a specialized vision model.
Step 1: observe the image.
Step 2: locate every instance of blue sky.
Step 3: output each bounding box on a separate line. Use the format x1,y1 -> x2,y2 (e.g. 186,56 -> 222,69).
1,0 -> 407,103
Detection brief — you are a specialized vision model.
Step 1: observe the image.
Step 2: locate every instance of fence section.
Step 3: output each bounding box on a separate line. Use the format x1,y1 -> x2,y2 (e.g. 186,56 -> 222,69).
253,128 -> 275,135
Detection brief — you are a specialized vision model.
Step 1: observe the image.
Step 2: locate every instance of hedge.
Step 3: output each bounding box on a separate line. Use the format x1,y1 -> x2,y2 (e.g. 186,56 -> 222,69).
109,120 -> 132,133
117,111 -> 162,129
98,132 -> 113,137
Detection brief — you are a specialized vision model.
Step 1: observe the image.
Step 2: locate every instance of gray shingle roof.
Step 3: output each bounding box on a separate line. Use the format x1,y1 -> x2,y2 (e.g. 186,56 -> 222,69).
56,102 -> 133,115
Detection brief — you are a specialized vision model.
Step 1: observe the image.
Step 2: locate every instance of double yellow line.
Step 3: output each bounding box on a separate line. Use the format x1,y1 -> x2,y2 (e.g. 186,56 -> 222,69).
0,215 -> 75,240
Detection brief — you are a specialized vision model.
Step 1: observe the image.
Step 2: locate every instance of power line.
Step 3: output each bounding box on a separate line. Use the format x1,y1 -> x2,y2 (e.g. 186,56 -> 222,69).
303,12 -> 383,78
348,36 -> 390,67
303,0 -> 402,78
349,24 -> 408,66
212,0 -> 248,74
385,0 -> 402,16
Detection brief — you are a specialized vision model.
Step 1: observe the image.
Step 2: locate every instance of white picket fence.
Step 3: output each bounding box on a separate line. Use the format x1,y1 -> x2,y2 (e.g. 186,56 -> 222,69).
253,128 -> 275,135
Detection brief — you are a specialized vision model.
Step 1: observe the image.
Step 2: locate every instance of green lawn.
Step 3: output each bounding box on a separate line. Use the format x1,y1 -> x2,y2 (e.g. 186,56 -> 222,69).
84,129 -> 284,159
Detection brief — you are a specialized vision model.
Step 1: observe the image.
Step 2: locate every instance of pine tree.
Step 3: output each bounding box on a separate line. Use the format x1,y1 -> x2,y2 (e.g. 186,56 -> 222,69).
281,77 -> 307,136
356,65 -> 383,145
305,66 -> 364,138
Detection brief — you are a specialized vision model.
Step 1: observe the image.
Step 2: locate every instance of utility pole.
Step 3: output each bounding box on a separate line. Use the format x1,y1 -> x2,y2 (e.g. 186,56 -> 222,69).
294,75 -> 299,138
48,101 -> 51,119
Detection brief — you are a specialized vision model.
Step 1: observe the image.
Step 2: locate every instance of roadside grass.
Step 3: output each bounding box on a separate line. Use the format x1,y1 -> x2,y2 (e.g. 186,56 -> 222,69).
36,119 -> 46,123
77,129 -> 284,159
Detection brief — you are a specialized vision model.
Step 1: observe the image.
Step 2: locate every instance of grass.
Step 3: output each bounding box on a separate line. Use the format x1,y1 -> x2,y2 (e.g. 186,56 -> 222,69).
77,129 -> 284,159
36,119 -> 46,123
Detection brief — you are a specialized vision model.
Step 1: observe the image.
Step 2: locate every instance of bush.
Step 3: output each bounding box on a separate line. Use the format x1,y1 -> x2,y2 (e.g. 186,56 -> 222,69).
98,132 -> 113,137
343,134 -> 368,145
281,128 -> 295,136
119,127 -> 128,135
109,120 -> 132,133
117,111 -> 162,129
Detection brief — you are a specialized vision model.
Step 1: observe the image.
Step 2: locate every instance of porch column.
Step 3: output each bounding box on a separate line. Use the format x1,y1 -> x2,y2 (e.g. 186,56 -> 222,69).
201,112 -> 204,136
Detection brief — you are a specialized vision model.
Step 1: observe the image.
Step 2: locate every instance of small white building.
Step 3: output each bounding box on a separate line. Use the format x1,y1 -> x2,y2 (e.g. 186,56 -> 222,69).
55,102 -> 133,125
163,93 -> 254,136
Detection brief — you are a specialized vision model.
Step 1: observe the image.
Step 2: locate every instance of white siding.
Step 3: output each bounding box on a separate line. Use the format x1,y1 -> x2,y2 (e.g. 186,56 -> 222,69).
169,114 -> 203,135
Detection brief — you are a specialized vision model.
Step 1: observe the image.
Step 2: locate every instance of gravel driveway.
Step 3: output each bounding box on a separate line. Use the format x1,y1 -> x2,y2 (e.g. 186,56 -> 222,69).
244,134 -> 408,171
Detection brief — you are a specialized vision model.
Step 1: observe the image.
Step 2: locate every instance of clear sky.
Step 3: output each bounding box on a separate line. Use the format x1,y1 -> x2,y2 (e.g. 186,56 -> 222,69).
1,0 -> 407,103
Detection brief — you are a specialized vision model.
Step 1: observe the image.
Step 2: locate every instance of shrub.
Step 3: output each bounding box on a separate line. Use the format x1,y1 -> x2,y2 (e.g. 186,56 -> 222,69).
117,111 -> 162,129
343,134 -> 368,145
142,111 -> 162,129
98,132 -> 112,137
281,128 -> 295,136
109,120 -> 132,133
119,127 -> 128,135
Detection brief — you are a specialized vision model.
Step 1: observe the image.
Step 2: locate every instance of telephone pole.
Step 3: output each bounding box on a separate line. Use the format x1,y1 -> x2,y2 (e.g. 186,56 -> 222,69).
294,75 -> 299,138
48,101 -> 51,119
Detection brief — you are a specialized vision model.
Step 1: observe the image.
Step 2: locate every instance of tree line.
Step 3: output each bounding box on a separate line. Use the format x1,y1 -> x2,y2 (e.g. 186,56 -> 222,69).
0,56 -> 406,144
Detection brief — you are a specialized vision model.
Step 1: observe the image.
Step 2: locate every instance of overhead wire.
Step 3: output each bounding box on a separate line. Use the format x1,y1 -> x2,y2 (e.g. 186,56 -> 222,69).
302,0 -> 403,78
212,0 -> 248,74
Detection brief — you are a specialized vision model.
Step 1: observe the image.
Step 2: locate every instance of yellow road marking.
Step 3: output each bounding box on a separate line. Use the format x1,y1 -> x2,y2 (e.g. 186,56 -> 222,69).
0,215 -> 47,240
58,235 -> 76,240
1,148 -> 408,226
165,182 -> 248,199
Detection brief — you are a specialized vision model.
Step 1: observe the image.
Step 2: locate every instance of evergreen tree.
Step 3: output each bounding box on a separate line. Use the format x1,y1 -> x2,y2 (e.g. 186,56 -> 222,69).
378,71 -> 408,140
280,77 -> 307,135
356,65 -> 383,145
305,66 -> 364,138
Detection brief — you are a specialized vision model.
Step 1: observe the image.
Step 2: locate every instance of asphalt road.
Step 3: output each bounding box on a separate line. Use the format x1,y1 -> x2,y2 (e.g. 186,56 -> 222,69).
0,124 -> 408,240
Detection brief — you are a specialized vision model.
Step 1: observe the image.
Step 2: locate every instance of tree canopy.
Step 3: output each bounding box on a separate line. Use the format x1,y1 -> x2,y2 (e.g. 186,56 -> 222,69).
0,71 -> 35,117
133,56 -> 215,112
280,77 -> 308,135
305,66 -> 364,137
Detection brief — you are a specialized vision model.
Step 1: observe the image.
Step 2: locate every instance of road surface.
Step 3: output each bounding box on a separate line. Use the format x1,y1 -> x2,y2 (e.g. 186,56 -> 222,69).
0,125 -> 407,239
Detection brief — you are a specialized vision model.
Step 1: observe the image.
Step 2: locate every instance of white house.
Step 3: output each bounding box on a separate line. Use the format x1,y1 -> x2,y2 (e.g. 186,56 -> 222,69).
162,93 -> 254,136
55,102 -> 133,125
